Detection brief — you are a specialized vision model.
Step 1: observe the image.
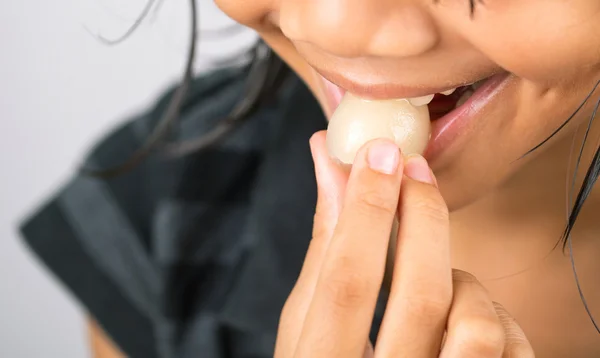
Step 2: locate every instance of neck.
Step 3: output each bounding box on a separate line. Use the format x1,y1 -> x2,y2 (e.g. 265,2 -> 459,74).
450,118 -> 600,280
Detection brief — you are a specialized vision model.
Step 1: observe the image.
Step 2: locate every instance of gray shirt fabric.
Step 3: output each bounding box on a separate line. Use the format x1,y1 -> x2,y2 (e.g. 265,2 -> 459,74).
20,65 -> 386,357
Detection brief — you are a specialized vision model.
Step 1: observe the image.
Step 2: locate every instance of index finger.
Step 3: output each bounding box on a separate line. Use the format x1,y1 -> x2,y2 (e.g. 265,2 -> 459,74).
294,139 -> 404,358
375,155 -> 453,357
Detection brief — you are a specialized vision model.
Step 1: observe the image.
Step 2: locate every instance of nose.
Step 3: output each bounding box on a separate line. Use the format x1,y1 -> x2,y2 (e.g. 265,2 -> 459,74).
279,0 -> 439,58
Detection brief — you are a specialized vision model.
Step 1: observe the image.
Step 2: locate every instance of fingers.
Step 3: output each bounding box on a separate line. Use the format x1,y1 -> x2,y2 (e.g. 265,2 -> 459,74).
494,302 -> 535,358
311,131 -> 349,246
275,131 -> 348,357
376,155 -> 452,358
439,271 -> 535,358
440,270 -> 505,358
294,139 -> 404,358
292,132 -> 349,292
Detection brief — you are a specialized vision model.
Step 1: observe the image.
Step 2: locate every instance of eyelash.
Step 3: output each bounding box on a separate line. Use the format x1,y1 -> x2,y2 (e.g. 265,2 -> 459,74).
467,0 -> 481,16
433,0 -> 482,17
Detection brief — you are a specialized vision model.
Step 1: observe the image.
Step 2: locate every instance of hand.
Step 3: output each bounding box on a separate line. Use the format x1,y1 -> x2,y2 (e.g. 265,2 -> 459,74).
274,131 -> 535,358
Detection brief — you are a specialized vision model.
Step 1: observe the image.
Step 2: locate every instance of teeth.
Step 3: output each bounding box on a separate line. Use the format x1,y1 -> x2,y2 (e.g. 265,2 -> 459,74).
408,94 -> 435,107
441,88 -> 457,96
455,89 -> 474,108
472,80 -> 485,91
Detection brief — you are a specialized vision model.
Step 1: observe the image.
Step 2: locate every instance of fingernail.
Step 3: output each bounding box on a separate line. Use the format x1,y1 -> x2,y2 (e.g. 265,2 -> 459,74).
367,141 -> 400,175
405,154 -> 436,185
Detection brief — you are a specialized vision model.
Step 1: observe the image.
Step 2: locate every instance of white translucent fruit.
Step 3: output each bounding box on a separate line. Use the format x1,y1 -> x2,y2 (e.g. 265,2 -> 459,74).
326,93 -> 431,165
325,92 -> 432,289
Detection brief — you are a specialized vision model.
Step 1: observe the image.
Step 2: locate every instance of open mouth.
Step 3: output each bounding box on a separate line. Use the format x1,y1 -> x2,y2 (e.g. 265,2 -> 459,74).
426,81 -> 486,120
321,75 -> 491,121
319,71 -> 512,159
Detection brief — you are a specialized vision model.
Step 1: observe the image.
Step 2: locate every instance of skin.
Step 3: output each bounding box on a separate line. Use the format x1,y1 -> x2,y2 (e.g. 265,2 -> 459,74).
277,134 -> 534,357
89,318 -> 124,358
91,0 -> 600,356
211,0 -> 600,356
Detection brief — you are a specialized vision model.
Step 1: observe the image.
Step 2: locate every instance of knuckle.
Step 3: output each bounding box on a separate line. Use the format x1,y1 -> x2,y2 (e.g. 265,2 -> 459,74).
355,188 -> 397,217
493,301 -> 513,323
279,295 -> 302,330
403,295 -> 451,321
452,269 -> 480,283
504,343 -> 536,358
321,259 -> 375,308
279,299 -> 295,324
492,302 -> 534,357
453,317 -> 505,357
409,194 -> 449,223
324,274 -> 370,309
312,213 -> 328,240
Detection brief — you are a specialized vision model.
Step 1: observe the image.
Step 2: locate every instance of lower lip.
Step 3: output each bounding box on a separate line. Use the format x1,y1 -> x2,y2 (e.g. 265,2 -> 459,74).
319,73 -> 511,161
321,76 -> 346,117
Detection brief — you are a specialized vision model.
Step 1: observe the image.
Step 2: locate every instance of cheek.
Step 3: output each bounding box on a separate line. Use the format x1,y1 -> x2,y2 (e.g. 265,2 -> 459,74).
464,2 -> 600,81
433,77 -> 592,210
213,0 -> 322,99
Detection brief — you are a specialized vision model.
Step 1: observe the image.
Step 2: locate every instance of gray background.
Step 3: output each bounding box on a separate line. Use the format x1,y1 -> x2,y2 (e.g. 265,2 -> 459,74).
0,1 -> 254,356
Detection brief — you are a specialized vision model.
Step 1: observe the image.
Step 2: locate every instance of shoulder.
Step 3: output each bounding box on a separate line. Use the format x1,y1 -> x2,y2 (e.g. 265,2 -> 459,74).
19,62 -> 314,357
17,65 -> 272,358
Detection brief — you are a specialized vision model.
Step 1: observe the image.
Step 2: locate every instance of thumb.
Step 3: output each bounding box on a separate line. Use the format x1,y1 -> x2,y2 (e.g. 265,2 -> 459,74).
310,130 -> 348,241
493,302 -> 535,358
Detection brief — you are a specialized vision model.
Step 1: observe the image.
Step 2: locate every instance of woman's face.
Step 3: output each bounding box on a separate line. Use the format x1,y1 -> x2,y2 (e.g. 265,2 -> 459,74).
214,0 -> 600,210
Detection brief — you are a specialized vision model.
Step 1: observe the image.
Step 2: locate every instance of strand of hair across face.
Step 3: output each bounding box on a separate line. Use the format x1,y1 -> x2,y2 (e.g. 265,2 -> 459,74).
559,82 -> 600,247
520,80 -> 600,160
565,87 -> 600,334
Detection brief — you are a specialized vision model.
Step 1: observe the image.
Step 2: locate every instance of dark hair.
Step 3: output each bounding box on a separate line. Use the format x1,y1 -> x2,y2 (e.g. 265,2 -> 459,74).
84,0 -> 600,335
554,79 -> 600,334
82,0 -> 290,177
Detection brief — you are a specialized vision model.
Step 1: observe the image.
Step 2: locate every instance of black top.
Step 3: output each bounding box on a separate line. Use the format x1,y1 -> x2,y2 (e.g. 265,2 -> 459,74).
20,65 -> 386,358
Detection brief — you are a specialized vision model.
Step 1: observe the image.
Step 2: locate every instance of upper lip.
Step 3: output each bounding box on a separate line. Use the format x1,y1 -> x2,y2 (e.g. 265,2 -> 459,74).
315,67 -> 484,99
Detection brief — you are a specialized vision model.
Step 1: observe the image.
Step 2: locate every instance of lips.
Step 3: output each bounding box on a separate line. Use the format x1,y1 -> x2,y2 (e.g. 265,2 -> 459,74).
316,68 -> 473,100
318,71 -> 511,161
321,76 -> 346,118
